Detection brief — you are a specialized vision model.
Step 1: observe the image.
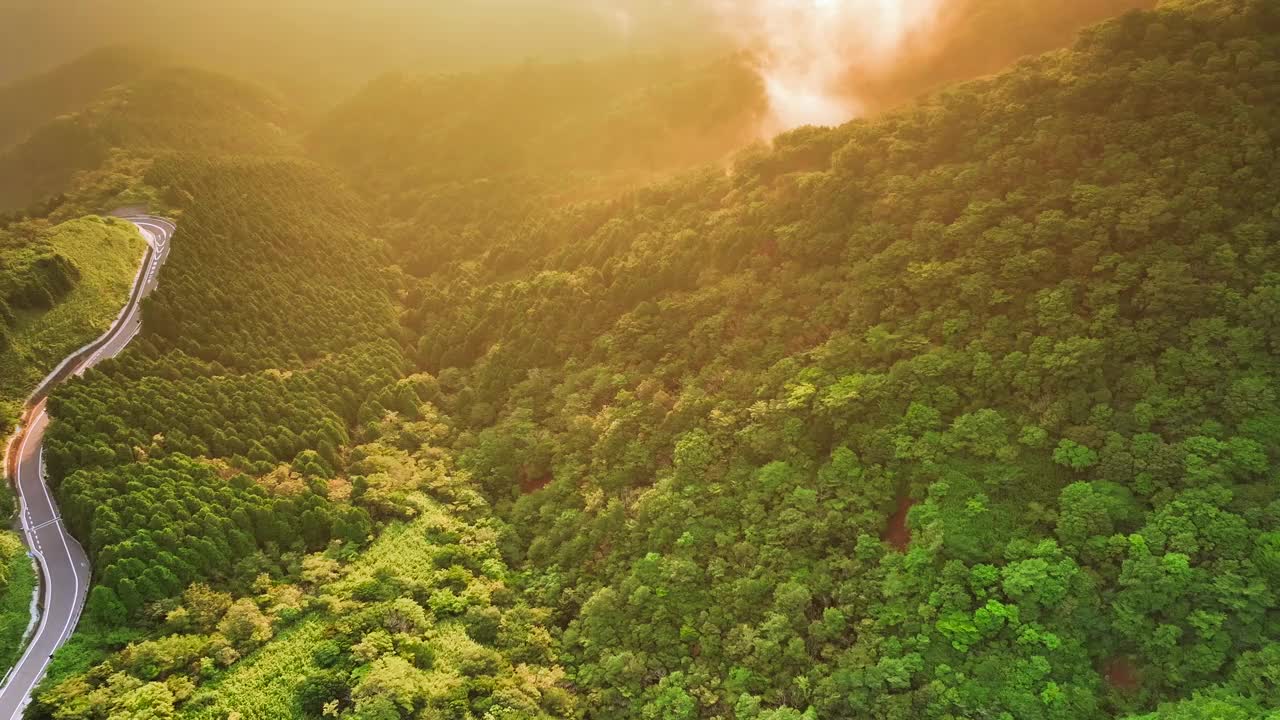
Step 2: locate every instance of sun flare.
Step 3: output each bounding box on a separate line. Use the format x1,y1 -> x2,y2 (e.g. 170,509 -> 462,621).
712,0 -> 943,134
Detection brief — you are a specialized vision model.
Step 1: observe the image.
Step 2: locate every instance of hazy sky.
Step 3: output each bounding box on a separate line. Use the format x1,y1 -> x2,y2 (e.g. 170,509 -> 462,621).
0,1 -> 714,87
0,0 -> 1152,126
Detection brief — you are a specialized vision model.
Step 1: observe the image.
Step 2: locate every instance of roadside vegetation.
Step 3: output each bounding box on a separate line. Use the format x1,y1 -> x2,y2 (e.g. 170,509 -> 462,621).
0,216 -> 144,434
0,509 -> 36,675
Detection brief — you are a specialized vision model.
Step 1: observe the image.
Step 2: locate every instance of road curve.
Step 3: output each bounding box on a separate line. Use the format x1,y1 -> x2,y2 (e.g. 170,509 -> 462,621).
0,215 -> 174,719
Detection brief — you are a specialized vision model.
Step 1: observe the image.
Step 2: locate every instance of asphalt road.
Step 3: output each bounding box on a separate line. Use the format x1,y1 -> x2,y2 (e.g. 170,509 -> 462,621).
0,215 -> 174,719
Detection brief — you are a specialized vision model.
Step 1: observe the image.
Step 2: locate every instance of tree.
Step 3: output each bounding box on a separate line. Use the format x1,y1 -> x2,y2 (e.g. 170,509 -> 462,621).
1053,440 -> 1098,471
217,598 -> 273,650
110,682 -> 175,720
87,586 -> 128,626
352,656 -> 426,716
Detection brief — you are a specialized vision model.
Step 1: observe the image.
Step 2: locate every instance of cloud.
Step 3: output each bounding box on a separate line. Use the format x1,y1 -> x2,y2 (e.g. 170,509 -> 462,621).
706,0 -> 943,134
593,1 -> 635,37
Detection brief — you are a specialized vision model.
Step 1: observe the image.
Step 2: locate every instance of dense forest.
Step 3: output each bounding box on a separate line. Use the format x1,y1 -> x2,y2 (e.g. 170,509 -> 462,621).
327,0 -> 1280,717
0,0 -> 1276,718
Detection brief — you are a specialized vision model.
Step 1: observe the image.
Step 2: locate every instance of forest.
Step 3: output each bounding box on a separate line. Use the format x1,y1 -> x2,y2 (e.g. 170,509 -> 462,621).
332,1 -> 1280,717
0,0 -> 1275,718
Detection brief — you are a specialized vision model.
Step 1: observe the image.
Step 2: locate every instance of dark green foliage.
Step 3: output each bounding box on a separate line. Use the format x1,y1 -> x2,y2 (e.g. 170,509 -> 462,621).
0,222 -> 80,320
2,252 -> 78,311
139,155 -> 396,370
45,340 -> 403,477
299,670 -> 349,716
62,455 -> 345,616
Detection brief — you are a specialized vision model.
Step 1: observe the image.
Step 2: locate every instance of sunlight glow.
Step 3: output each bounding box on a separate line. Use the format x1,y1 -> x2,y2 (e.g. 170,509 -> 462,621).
712,0 -> 944,135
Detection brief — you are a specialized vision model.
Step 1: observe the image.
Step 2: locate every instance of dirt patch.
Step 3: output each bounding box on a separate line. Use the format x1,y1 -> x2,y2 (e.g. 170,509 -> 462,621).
519,474 -> 552,494
883,497 -> 916,551
1103,656 -> 1141,692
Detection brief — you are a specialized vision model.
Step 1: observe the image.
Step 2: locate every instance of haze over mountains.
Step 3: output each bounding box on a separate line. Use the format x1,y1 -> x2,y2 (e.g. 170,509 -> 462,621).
0,0 -> 1152,115
0,1 -> 1278,719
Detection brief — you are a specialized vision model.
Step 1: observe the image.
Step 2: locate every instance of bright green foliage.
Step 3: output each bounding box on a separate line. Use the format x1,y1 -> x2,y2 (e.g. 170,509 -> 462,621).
0,531 -> 36,675
173,417 -> 575,720
1053,440 -> 1100,471
0,215 -> 144,432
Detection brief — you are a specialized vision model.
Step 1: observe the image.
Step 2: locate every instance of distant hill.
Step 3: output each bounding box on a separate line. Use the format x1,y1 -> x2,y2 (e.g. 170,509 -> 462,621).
309,54 -> 768,277
0,56 -> 297,211
314,0 -> 1158,280
0,46 -> 162,152
0,1 -> 717,111
854,0 -> 1158,111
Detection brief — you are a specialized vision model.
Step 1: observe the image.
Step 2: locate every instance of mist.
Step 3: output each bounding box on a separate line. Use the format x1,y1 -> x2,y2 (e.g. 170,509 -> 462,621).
706,0 -> 942,135
693,0 -> 1156,133
0,1 -> 712,104
0,0 -> 1153,121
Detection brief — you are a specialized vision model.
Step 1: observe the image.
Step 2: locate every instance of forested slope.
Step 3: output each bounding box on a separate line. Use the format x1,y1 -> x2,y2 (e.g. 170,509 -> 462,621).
30,178 -> 574,715
309,55 -> 768,279
860,0 -> 1157,111
309,1 -> 1161,284
0,50 -> 171,685
0,45 -> 579,719
11,1 -> 1280,718
137,157 -> 393,370
0,62 -> 295,212
353,0 -> 1278,718
21,79 -> 578,715
0,46 -> 161,152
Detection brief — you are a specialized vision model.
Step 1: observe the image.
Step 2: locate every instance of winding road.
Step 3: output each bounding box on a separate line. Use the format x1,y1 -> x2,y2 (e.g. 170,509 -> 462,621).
0,215 -> 174,719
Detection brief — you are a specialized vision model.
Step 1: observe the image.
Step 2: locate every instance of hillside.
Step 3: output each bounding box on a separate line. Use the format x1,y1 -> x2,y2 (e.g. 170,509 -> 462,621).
0,216 -> 146,431
355,0 -> 1280,717
0,62 -> 296,212
3,1 -> 1278,719
855,0 -> 1157,111
308,55 -> 768,278
312,1 -> 1163,282
0,51 -> 178,689
25,150 -> 572,718
0,51 -> 409,717
0,46 -> 161,152
0,529 -> 34,675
